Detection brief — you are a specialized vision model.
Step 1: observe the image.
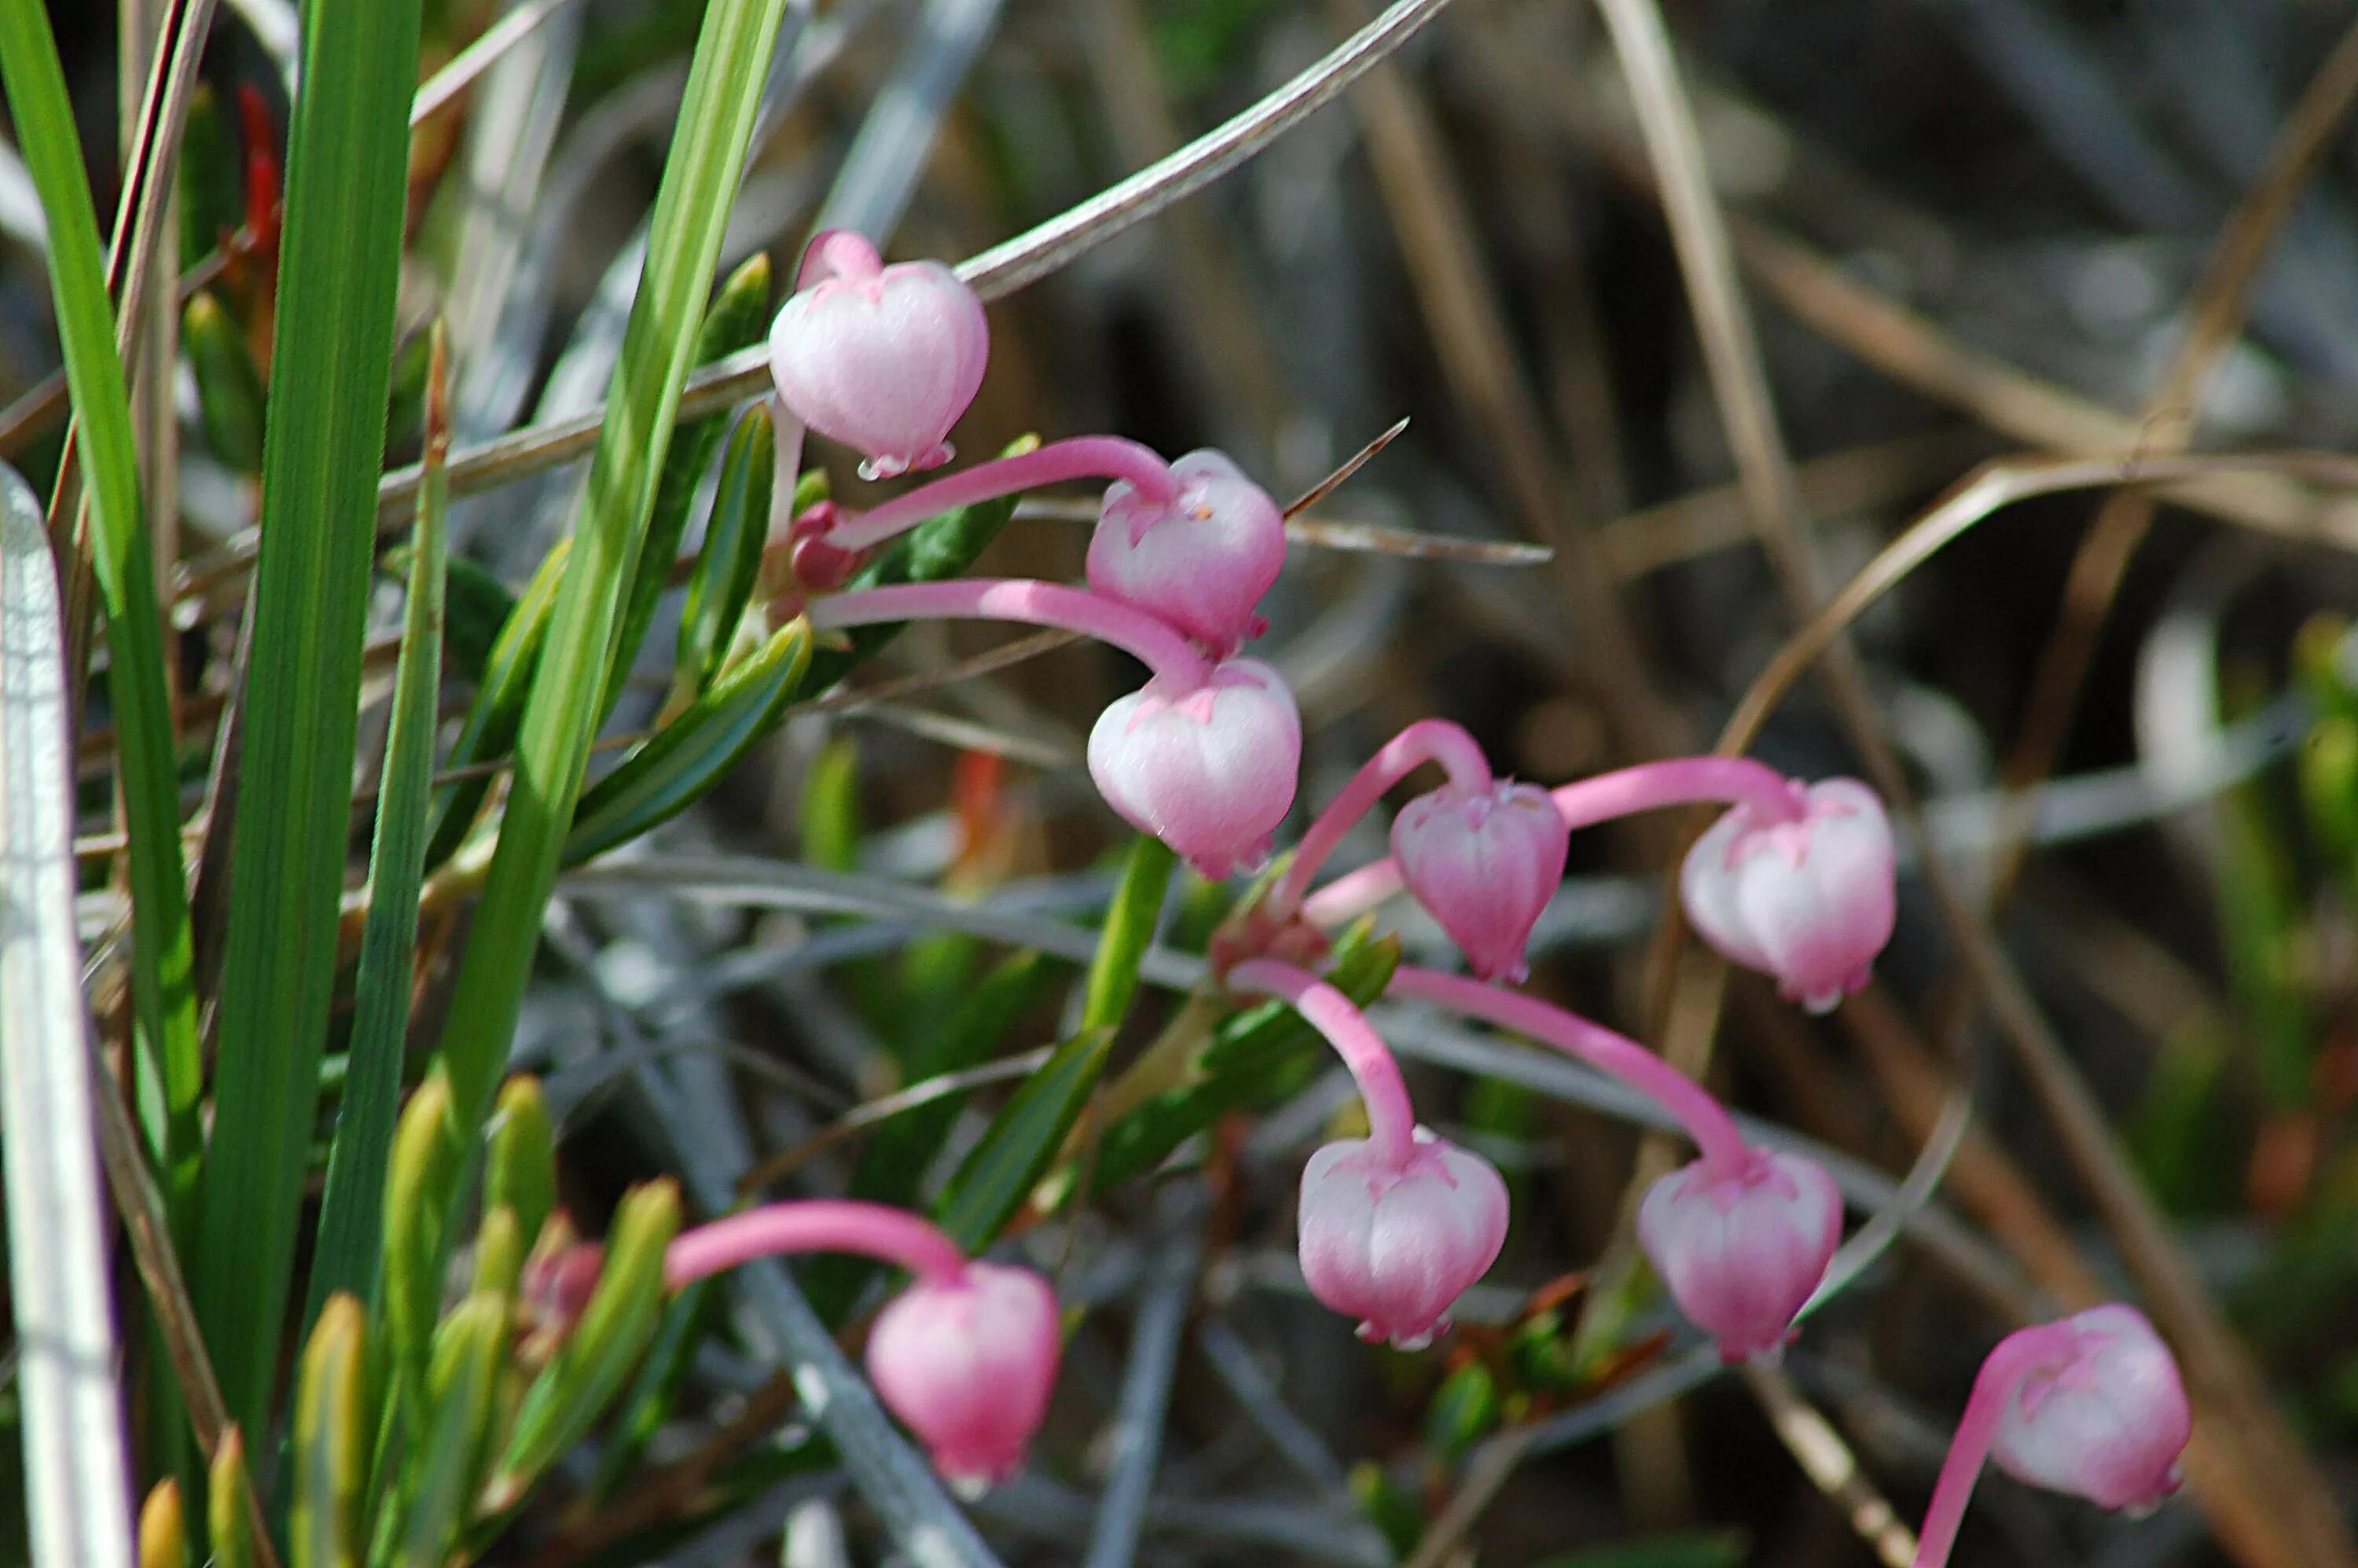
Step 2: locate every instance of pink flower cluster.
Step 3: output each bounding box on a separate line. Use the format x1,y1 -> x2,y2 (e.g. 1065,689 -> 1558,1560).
641,233 -> 2192,1555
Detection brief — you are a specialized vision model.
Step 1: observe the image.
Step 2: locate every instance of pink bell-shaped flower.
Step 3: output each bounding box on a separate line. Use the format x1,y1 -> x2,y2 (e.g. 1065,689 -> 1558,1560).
1087,449 -> 1287,655
1990,1305 -> 2191,1514
1391,780 -> 1570,982
865,1261 -> 1063,1490
1087,658 -> 1302,879
1679,777 -> 1896,1012
1637,1147 -> 1843,1362
1297,1126 -> 1509,1350
769,231 -> 989,479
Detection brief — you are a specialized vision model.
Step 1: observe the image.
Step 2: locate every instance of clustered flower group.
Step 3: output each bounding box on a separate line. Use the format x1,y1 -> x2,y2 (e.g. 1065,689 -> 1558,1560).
616,233 -> 2192,1558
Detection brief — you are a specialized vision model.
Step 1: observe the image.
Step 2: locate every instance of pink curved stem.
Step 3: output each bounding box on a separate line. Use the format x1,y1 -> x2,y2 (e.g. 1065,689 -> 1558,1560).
664,1199 -> 970,1291
805,578 -> 1210,689
1264,721 -> 1493,922
828,436 -> 1181,553
1387,966 -> 1750,1174
1912,1323 -> 2081,1568
1548,756 -> 1798,832
1300,755 -> 1802,930
797,228 -> 883,289
1227,958 -> 1418,1166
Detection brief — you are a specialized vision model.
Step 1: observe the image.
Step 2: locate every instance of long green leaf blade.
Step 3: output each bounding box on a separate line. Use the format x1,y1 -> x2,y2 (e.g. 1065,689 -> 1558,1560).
429,0 -> 792,1147
0,0 -> 200,1226
194,0 -> 428,1440
307,326 -> 452,1328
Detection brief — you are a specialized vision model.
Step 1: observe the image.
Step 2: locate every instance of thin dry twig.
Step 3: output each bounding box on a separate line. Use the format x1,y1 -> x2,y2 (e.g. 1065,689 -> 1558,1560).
1742,1364 -> 1916,1568
1991,13 -> 2358,898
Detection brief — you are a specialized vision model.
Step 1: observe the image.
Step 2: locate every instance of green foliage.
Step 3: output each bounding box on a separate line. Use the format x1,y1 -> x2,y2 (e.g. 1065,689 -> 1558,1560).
0,0 -> 201,1236
428,0 -> 794,1155
196,0 -> 428,1440
487,1078 -> 560,1258
292,1297 -> 370,1568
182,292 -> 266,473
674,409 -> 791,700
422,541 -> 568,870
310,329 -> 451,1327
1089,923 -> 1401,1190
490,1180 -> 681,1509
206,1432 -> 260,1568
1082,836 -> 1177,1032
564,620 -> 813,863
606,251 -> 775,721
935,1028 -> 1116,1252
1530,1533 -> 1750,1568
383,1075 -> 467,1424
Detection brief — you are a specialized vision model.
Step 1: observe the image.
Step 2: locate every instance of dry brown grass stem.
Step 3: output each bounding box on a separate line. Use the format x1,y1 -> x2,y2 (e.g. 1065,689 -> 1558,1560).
1989,13 -> 2358,902
1592,3 -> 2358,1559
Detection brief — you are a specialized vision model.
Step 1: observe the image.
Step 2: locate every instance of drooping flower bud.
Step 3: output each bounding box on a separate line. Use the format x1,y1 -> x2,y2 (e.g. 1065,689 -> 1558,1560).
1637,1147 -> 1842,1362
865,1261 -> 1063,1490
768,231 -> 988,479
1087,449 -> 1286,655
1087,658 -> 1301,879
1678,777 -> 1896,1012
1989,1305 -> 2190,1515
1391,780 -> 1570,982
1297,1126 -> 1509,1350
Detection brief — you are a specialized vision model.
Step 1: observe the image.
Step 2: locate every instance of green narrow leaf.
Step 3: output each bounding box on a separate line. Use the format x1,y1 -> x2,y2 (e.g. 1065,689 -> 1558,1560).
308,323 -> 450,1329
673,406 -> 777,699
395,1291 -> 508,1568
1089,924 -> 1400,1192
0,0 -> 201,1234
605,250 -> 774,718
194,0 -> 428,1443
1082,836 -> 1177,1033
183,292 -> 266,474
382,1074 -> 465,1425
207,1430 -> 261,1568
380,548 -> 512,685
176,85 -> 241,270
799,735 -> 862,873
486,1077 -> 559,1254
292,1299 -> 369,1568
430,0 -> 795,1152
489,1180 -> 681,1509
932,1027 -> 1115,1252
421,540 -> 568,871
585,1281 -> 719,1500
562,621 -> 811,864
804,949 -> 1059,1321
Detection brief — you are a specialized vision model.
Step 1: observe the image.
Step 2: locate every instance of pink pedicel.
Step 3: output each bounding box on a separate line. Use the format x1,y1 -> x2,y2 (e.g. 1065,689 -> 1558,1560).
1297,1129 -> 1511,1350
1679,777 -> 1896,1013
1636,1147 -> 1844,1363
1912,1306 -> 2190,1568
769,230 -> 989,479
1391,780 -> 1570,983
1087,448 -> 1287,654
659,1199 -> 1061,1489
865,1261 -> 1064,1491
1088,659 -> 1302,880
1225,959 -> 1507,1350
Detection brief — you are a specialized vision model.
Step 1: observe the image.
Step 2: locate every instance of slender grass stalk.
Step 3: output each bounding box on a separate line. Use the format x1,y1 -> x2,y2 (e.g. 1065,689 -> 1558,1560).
306,325 -> 452,1331
428,0 -> 792,1148
0,0 -> 201,1223
193,0 -> 428,1440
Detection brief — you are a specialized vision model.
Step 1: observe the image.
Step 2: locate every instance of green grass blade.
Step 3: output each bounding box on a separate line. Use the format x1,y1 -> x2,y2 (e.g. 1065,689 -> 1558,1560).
428,0 -> 792,1146
0,0 -> 201,1225
306,326 -> 451,1330
193,0 -> 428,1441
1081,836 -> 1177,1032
